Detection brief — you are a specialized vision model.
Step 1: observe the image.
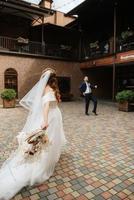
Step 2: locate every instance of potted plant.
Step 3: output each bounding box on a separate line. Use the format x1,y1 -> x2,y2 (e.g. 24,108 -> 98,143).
90,41 -> 99,49
116,90 -> 134,111
121,30 -> 133,40
0,89 -> 16,108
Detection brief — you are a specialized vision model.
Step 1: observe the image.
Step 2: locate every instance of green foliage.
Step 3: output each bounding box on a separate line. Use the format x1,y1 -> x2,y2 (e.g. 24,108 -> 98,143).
90,41 -> 99,48
1,89 -> 16,100
121,30 -> 134,40
116,90 -> 134,103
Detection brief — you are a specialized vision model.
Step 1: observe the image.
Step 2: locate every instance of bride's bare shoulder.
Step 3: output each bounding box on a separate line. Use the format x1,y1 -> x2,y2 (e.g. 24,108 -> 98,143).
44,86 -> 53,95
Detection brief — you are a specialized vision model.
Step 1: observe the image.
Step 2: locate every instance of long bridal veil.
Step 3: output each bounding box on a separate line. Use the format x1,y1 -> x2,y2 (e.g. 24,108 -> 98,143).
15,70 -> 51,148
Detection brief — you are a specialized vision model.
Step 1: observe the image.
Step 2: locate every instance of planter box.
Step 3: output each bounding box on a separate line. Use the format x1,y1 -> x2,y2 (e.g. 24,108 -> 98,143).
3,99 -> 16,108
118,101 -> 131,112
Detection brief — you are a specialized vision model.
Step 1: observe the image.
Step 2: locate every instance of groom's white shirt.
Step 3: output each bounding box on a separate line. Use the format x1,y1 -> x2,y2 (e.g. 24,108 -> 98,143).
85,82 -> 91,94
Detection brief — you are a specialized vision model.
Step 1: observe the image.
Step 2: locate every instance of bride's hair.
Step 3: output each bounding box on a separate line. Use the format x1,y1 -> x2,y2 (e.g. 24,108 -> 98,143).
47,73 -> 61,103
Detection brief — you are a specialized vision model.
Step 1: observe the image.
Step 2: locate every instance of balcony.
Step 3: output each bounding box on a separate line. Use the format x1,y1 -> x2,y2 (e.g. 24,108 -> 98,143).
82,37 -> 134,61
117,35 -> 134,53
0,36 -> 78,60
1,36 -> 134,62
82,40 -> 112,61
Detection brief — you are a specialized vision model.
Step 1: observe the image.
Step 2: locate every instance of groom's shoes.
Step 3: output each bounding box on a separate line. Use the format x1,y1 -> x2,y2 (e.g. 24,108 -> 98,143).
92,111 -> 98,115
85,113 -> 89,116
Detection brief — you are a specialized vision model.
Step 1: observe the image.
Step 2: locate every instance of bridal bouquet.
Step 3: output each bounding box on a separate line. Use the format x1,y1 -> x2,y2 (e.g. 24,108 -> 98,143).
24,129 -> 50,158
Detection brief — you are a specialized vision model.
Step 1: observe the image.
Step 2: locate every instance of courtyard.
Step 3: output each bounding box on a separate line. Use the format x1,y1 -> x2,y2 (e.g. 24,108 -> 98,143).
0,101 -> 134,200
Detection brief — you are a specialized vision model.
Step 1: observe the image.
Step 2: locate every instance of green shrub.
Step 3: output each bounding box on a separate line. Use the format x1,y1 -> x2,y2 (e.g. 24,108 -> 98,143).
90,41 -> 99,48
1,89 -> 16,100
121,30 -> 133,40
116,90 -> 134,103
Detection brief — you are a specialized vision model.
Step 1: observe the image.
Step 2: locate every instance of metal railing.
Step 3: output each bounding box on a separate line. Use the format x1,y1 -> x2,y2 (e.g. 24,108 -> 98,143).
0,36 -> 78,60
81,40 -> 111,60
1,36 -> 133,61
117,35 -> 134,52
82,37 -> 134,60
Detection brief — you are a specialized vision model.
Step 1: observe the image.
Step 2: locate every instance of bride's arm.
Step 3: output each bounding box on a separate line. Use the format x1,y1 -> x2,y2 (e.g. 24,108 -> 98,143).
42,101 -> 50,130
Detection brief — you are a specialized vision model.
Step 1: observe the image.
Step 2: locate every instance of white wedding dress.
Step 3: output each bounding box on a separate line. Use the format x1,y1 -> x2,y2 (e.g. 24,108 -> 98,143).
0,91 -> 66,200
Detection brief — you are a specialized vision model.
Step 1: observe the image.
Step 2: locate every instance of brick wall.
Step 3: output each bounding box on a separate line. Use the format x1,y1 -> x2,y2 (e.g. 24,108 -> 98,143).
0,54 -> 83,102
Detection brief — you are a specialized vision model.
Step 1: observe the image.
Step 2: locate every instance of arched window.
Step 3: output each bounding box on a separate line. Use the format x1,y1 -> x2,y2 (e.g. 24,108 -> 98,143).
4,68 -> 18,97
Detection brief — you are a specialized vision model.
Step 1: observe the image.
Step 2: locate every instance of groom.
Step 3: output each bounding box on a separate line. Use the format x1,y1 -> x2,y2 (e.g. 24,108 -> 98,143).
80,76 -> 98,116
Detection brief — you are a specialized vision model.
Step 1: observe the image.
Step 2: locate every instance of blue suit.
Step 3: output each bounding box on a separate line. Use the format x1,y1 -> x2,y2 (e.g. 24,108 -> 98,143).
79,82 -> 87,93
79,82 -> 98,115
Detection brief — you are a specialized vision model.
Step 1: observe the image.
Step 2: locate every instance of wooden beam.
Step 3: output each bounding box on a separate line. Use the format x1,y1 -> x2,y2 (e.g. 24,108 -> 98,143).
0,1 -> 52,17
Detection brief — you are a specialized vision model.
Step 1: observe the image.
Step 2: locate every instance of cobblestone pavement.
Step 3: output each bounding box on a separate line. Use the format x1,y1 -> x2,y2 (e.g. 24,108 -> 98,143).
0,101 -> 134,200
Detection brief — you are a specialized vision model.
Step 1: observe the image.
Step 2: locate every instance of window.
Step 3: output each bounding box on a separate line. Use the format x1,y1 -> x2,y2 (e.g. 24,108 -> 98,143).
4,68 -> 18,97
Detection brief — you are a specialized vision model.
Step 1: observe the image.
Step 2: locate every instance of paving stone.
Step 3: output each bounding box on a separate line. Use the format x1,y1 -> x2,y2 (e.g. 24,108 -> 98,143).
47,194 -> 57,200
14,194 -> 23,200
79,181 -> 88,187
85,185 -> 95,192
30,189 -> 40,195
77,188 -> 88,195
22,192 -> 31,198
70,179 -> 78,185
111,195 -> 122,200
128,194 -> 134,200
39,191 -> 50,198
113,185 -> 124,192
48,188 -> 58,194
72,184 -> 83,190
29,194 -> 40,200
55,179 -> 64,185
84,192 -> 95,198
94,195 -> 105,200
127,184 -> 134,192
71,191 -> 80,198
92,188 -> 103,195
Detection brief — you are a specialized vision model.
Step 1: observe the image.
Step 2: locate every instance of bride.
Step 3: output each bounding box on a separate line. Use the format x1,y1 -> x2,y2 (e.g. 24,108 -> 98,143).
0,68 -> 66,200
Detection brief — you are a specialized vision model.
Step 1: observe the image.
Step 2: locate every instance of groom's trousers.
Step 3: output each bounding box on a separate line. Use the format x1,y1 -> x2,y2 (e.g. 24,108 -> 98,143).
85,93 -> 97,114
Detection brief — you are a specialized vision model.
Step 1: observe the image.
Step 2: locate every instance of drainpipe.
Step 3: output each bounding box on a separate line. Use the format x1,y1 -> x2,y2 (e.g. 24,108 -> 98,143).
112,2 -> 117,100
41,16 -> 45,54
78,23 -> 82,61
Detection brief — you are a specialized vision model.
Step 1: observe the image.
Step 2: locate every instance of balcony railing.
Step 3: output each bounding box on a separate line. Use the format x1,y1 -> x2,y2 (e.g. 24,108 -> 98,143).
81,40 -> 111,60
82,37 -> 134,60
1,36 -> 134,61
0,36 -> 78,60
117,35 -> 134,53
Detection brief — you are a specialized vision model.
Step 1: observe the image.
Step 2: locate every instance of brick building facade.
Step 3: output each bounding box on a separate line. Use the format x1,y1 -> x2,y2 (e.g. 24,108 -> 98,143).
0,54 -> 82,100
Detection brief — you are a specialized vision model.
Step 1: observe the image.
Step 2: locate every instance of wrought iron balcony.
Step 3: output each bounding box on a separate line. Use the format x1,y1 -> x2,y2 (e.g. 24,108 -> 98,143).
117,35 -> 134,53
82,37 -> 134,60
81,40 -> 112,60
0,36 -> 78,60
